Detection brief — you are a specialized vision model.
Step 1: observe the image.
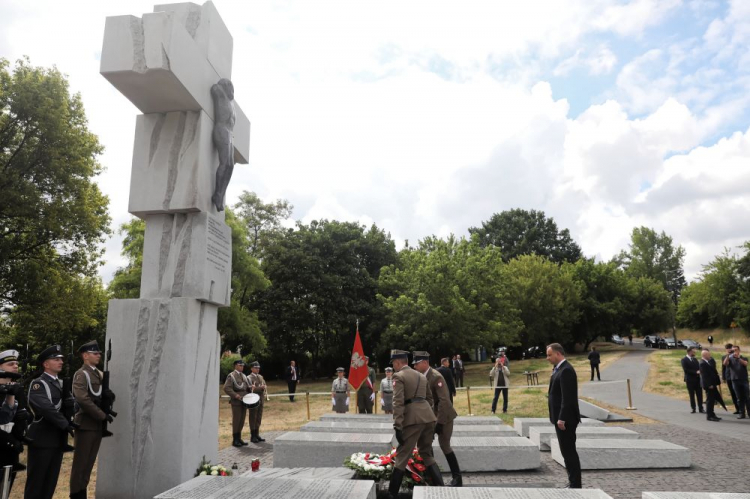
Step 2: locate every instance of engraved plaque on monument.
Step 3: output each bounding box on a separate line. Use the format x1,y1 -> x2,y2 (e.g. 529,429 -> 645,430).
155,476 -> 376,499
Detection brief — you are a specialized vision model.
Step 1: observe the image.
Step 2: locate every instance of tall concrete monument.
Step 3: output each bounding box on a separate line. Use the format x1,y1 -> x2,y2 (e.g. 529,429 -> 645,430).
97,3 -> 249,498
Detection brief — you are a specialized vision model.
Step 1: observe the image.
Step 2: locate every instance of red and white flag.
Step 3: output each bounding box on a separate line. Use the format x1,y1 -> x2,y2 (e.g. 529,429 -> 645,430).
348,324 -> 372,390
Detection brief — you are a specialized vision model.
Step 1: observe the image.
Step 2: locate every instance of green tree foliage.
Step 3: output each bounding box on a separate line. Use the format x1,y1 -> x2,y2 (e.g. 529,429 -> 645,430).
256,220 -> 397,376
676,249 -> 740,329
378,236 -> 522,359
571,259 -> 633,348
503,255 -> 582,349
108,218 -> 145,299
0,58 -> 110,355
629,277 -> 673,336
616,227 -> 686,301
469,208 -> 582,263
731,242 -> 750,331
233,191 -> 293,259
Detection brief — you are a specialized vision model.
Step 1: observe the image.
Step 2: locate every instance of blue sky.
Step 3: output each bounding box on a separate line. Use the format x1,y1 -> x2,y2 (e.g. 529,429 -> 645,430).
1,0 -> 749,280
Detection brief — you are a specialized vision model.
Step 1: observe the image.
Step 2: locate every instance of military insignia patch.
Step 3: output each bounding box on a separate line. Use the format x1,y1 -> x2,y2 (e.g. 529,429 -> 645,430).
32,383 -> 40,390
438,382 -> 443,387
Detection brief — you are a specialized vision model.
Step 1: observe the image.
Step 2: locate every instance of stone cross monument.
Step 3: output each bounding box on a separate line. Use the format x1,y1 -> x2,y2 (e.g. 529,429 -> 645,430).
97,3 -> 249,498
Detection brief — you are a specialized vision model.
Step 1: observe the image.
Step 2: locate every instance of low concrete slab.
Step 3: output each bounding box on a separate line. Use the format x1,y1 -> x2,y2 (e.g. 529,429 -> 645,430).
514,417 -> 604,437
155,476 -> 375,498
578,399 -> 610,421
434,436 -> 540,472
643,493 -> 750,499
413,487 -> 614,498
529,426 -> 639,451
301,421 -> 516,437
273,432 -> 393,468
239,467 -> 356,479
551,439 -> 691,470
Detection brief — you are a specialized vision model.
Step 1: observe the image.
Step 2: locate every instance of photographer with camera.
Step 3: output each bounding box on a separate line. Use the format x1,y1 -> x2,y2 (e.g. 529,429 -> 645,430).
25,344 -> 77,499
1,349 -> 27,494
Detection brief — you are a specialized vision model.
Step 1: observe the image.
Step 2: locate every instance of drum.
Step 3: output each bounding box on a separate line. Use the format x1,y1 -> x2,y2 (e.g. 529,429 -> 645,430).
242,393 -> 261,408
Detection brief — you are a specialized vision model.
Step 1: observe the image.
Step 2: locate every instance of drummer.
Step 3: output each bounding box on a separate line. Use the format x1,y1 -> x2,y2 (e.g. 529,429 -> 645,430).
223,359 -> 252,447
331,368 -> 350,414
380,367 -> 394,414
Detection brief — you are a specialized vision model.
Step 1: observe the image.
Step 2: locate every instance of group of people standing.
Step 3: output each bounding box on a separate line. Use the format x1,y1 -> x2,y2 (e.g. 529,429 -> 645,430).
0,341 -> 115,499
223,359 -> 267,447
682,344 -> 750,421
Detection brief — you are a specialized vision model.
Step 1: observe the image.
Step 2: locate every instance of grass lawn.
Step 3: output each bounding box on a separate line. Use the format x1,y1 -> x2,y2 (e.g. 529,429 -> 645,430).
674,328 -> 748,350
642,348 -> 731,402
9,343 -> 629,499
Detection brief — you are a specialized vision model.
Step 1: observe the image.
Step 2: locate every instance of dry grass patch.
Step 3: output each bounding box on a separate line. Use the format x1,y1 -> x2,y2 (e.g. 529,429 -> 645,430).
642,349 -> 727,401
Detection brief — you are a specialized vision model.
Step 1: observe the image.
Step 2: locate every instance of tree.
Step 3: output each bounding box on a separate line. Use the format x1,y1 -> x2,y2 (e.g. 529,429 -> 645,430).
503,255 -> 582,350
378,236 -> 522,360
109,218 -> 145,299
255,220 -> 397,376
233,191 -> 293,259
616,226 -> 686,300
628,277 -> 673,336
468,209 -> 582,263
676,249 -> 740,329
0,58 -> 110,315
734,241 -> 750,331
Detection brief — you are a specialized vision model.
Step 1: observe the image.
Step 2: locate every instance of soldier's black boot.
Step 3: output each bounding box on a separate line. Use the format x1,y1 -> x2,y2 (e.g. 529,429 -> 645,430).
445,452 -> 462,487
250,430 -> 260,443
388,468 -> 405,498
426,463 -> 445,486
256,431 -> 265,442
239,434 -> 249,446
232,433 -> 243,447
69,489 -> 86,499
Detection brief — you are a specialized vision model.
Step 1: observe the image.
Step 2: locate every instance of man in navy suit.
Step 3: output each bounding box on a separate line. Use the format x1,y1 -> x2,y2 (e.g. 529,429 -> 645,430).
547,343 -> 581,489
681,347 -> 704,413
699,349 -> 722,421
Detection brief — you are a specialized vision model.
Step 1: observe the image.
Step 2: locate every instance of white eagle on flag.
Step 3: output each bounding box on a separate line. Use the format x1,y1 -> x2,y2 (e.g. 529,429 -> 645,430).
350,351 -> 366,369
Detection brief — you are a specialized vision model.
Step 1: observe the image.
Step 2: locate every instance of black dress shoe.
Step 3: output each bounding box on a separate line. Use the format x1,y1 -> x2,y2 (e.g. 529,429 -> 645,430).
699,409 -> 705,413
690,409 -> 696,414
707,416 -> 721,422
734,411 -> 742,414
738,415 -> 747,419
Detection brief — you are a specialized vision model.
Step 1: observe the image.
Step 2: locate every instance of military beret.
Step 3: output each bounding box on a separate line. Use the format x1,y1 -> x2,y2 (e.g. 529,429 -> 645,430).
411,351 -> 430,364
336,367 -> 345,372
77,340 -> 101,354
249,361 -> 260,368
390,349 -> 409,362
0,350 -> 19,364
233,359 -> 245,366
37,345 -> 64,365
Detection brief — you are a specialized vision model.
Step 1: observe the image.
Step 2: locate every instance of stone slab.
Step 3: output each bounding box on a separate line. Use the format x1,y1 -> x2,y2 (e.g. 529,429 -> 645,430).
319,413 -> 391,423
140,212 -> 231,306
643,494 -> 750,499
273,432 -> 393,468
513,418 -> 604,437
154,476 -> 375,498
529,426 -> 639,451
301,421 -> 516,437
240,467 -> 356,480
434,437 -> 540,472
97,298 -> 220,499
550,439 -> 691,470
413,488 -> 613,498
578,399 -> 610,421
100,11 -> 249,163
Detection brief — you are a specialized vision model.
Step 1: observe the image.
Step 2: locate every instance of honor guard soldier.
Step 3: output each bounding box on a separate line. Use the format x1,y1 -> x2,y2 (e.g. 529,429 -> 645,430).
388,349 -> 443,497
223,359 -> 251,447
25,345 -> 77,499
248,361 -> 266,443
331,368 -> 350,413
0,349 -> 27,495
380,367 -> 394,414
70,341 -> 112,499
357,356 -> 376,413
413,351 -> 462,486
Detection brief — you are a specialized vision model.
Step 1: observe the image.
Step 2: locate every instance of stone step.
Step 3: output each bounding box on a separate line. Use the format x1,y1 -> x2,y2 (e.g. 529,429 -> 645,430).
301,421 -> 516,437
550,439 -> 691,470
529,426 -> 639,451
155,476 -> 375,498
413,487 -> 613,498
513,417 -> 604,437
643,493 -> 750,498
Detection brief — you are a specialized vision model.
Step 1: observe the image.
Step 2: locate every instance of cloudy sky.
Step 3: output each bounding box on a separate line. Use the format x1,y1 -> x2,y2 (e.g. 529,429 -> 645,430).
2,0 -> 750,282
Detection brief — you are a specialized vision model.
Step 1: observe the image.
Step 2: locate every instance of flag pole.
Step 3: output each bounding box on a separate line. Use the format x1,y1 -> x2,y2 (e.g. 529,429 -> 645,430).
354,318 -> 359,414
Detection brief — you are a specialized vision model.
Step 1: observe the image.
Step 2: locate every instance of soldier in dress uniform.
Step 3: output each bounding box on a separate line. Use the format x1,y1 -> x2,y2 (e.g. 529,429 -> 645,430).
413,351 -> 462,486
357,356 -> 376,413
0,349 -> 27,495
25,344 -> 77,499
248,361 -> 266,443
380,367 -> 394,414
388,349 -> 443,497
223,359 -> 251,447
70,340 -> 112,499
331,368 -> 350,413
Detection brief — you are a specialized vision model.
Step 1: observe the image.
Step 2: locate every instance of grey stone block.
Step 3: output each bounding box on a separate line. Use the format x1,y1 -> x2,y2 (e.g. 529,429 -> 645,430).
643,494 -> 750,499
529,426 -> 639,451
434,437 -> 540,472
301,421 -> 516,437
550,439 -> 691,470
154,476 -> 375,498
273,432 -> 393,468
240,467 -> 356,479
514,417 -> 604,437
413,487 -> 614,498
319,413 -> 391,423
578,399 -> 610,421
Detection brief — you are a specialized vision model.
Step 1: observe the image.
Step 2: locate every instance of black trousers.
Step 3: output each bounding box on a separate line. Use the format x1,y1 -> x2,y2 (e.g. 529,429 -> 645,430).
727,379 -> 740,411
0,446 -> 19,495
287,381 -> 298,401
357,387 -> 374,413
734,379 -> 750,416
686,378 -> 704,410
704,387 -> 716,418
25,446 -> 64,499
590,364 -> 600,381
555,423 -> 581,488
491,388 -> 508,413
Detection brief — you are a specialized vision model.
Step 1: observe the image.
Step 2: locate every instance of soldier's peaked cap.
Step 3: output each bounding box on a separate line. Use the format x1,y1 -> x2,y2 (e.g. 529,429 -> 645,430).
233,359 -> 245,366
411,351 -> 430,364
336,367 -> 345,372
77,340 -> 101,354
37,345 -> 64,365
0,350 -> 19,364
249,361 -> 260,368
390,349 -> 409,361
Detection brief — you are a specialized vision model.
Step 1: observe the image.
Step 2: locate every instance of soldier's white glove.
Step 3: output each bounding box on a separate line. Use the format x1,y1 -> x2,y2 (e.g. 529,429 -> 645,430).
331,397 -> 335,406
345,397 -> 350,406
380,398 -> 384,406
370,393 -> 375,402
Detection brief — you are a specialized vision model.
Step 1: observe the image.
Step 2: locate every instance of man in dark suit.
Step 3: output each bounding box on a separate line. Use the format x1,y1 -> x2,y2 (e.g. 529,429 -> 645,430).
285,360 -> 300,402
699,349 -> 722,422
453,355 -> 465,388
546,343 -> 581,489
587,347 -> 601,381
437,357 -> 456,403
681,347 -> 704,413
722,343 -> 741,414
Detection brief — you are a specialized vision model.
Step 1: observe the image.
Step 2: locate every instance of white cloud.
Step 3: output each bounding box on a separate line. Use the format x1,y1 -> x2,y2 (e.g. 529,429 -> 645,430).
554,45 -> 618,76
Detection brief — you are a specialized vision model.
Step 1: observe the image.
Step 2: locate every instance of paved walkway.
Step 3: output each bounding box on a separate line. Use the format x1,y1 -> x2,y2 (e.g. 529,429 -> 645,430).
580,349 -> 750,442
